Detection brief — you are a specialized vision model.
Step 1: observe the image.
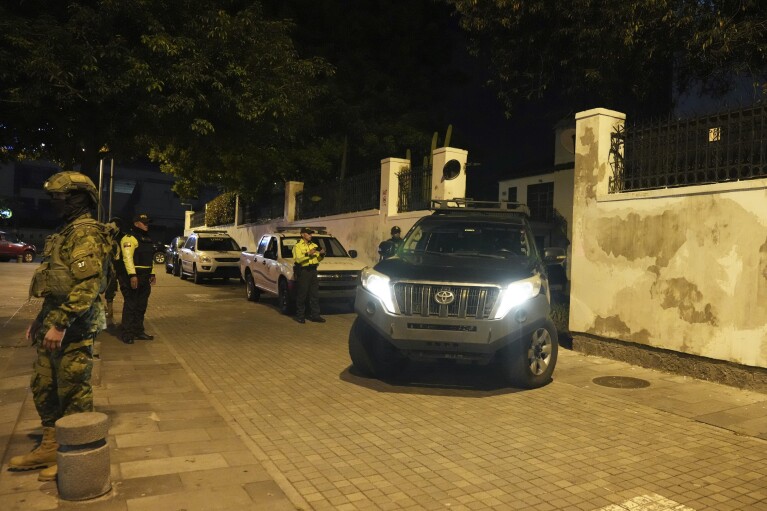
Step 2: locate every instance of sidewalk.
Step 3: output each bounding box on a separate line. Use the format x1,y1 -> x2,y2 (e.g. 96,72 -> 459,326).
0,321 -> 303,511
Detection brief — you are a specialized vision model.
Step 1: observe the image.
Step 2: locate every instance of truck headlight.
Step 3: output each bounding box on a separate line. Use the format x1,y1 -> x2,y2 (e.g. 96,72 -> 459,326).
360,267 -> 396,313
493,275 -> 542,319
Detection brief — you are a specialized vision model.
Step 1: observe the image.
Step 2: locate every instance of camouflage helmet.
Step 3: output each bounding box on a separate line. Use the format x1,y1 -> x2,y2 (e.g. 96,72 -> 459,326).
43,171 -> 98,204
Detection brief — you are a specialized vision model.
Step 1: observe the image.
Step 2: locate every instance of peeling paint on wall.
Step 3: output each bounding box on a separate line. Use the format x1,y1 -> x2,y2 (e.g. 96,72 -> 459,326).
651,277 -> 718,325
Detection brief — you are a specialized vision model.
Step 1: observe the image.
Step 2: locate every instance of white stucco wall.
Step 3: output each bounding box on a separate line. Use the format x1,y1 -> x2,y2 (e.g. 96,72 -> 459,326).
570,108 -> 767,368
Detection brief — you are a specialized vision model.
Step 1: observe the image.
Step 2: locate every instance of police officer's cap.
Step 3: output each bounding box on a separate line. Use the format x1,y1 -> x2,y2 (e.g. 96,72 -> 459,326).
300,227 -> 315,234
133,213 -> 152,224
391,226 -> 401,235
43,171 -> 98,204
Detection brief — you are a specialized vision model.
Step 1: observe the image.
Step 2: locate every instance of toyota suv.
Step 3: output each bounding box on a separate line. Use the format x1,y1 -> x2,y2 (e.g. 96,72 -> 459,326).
179,230 -> 243,284
349,199 -> 558,388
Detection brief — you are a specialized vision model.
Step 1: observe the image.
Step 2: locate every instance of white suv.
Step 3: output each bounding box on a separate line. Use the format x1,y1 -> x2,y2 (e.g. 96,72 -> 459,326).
179,230 -> 243,284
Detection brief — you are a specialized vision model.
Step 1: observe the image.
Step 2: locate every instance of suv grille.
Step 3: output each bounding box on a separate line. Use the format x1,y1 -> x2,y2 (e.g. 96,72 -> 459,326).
215,257 -> 240,262
393,283 -> 500,319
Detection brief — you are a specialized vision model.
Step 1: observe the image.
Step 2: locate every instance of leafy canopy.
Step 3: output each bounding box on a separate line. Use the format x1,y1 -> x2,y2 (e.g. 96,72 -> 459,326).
443,0 -> 767,118
0,0 -> 331,197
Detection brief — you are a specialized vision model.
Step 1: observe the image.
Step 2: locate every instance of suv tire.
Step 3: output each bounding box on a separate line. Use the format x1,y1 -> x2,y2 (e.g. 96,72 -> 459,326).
193,264 -> 203,284
245,272 -> 260,302
497,322 -> 558,389
22,251 -> 34,263
278,279 -> 295,315
348,318 -> 407,378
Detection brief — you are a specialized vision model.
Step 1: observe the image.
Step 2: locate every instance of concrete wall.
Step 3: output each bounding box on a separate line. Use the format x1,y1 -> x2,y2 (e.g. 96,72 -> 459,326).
570,108 -> 767,368
186,148 -> 470,267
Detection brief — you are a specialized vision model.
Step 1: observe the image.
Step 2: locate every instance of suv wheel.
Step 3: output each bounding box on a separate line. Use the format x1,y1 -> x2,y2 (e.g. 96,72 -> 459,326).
348,318 -> 407,378
245,272 -> 260,302
498,322 -> 558,389
193,264 -> 203,284
22,251 -> 34,263
154,252 -> 165,264
278,279 -> 295,315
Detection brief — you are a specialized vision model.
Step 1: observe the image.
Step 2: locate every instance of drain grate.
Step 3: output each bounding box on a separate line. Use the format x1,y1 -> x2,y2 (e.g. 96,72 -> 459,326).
592,376 -> 650,389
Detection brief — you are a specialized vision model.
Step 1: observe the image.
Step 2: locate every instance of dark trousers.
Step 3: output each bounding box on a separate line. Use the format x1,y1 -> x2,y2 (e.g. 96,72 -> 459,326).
295,266 -> 320,320
121,274 -> 152,337
104,265 -> 121,302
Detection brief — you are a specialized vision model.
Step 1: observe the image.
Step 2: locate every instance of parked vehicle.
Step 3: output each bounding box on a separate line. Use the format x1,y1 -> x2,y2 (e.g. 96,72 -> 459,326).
240,227 -> 365,314
153,241 -> 168,264
164,236 -> 187,276
543,246 -> 568,293
179,230 -> 243,284
349,199 -> 558,389
0,231 -> 36,262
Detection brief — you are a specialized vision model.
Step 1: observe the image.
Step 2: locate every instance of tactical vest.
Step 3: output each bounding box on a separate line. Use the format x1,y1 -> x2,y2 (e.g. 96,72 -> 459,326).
29,217 -> 114,298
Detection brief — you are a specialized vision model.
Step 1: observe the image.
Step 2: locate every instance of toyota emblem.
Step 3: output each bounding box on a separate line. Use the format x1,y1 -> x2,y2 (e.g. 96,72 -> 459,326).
434,289 -> 455,305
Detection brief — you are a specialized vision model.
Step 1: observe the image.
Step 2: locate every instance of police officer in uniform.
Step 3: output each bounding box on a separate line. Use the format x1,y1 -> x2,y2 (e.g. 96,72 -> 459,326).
9,171 -> 113,481
120,213 -> 156,343
378,225 -> 403,261
291,227 -> 326,324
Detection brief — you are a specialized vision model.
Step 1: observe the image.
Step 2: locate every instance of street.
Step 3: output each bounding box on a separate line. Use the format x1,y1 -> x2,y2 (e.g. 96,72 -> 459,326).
1,263 -> 766,510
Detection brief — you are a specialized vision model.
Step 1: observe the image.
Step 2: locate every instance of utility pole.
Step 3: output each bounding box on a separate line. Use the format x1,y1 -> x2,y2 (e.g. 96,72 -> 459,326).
108,159 -> 114,220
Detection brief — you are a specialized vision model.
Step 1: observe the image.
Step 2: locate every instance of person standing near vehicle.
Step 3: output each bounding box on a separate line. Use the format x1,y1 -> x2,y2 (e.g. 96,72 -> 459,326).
103,216 -> 125,324
9,171 -> 112,481
120,213 -> 156,344
378,225 -> 403,261
292,227 -> 325,324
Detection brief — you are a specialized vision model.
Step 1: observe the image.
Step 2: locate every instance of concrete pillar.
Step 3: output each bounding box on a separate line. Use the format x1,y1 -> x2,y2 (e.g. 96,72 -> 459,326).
184,210 -> 193,231
56,412 -> 111,501
380,158 -> 410,217
284,181 -> 304,222
430,147 -> 469,202
570,108 -> 625,332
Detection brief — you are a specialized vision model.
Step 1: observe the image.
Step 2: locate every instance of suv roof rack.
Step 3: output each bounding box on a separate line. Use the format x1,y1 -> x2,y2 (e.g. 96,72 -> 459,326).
430,199 -> 530,217
276,226 -> 328,234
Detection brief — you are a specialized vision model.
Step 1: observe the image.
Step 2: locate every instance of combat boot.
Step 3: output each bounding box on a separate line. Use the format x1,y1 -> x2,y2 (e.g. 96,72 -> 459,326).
8,427 -> 58,471
38,463 -> 58,481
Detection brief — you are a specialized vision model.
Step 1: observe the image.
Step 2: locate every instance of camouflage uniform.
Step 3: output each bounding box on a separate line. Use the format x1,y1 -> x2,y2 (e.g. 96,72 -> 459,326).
29,213 -> 111,426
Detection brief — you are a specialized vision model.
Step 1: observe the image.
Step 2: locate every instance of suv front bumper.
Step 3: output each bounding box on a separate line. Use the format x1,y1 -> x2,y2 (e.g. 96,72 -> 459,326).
354,286 -> 552,363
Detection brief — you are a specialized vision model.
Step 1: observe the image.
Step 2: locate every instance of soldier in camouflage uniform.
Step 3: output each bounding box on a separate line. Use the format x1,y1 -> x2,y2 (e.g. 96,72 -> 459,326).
8,171 -> 113,482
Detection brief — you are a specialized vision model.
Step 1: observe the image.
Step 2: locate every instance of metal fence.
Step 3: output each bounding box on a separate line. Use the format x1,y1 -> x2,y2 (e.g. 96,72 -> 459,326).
609,104 -> 767,193
296,170 -> 380,220
189,210 -> 206,228
397,166 -> 432,212
241,192 -> 285,224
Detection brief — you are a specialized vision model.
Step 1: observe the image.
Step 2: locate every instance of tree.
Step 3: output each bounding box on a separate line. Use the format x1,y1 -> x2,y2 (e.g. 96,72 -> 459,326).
0,0 -> 331,196
442,0 -> 767,119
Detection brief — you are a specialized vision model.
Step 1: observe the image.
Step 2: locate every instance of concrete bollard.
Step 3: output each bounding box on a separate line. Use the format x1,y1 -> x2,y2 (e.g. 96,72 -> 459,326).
16,255 -> 22,263
55,412 -> 111,501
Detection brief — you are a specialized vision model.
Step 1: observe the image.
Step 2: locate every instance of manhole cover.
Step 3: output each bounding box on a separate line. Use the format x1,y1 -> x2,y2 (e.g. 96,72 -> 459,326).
592,376 -> 650,389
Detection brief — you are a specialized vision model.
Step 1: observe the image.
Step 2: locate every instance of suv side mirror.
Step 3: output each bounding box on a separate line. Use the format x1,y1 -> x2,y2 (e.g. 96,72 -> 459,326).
348,249 -> 357,258
241,246 -> 248,252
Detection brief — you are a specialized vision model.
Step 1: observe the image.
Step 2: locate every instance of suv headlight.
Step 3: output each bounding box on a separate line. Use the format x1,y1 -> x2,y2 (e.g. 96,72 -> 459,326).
494,275 -> 542,319
200,255 -> 212,263
360,267 -> 396,313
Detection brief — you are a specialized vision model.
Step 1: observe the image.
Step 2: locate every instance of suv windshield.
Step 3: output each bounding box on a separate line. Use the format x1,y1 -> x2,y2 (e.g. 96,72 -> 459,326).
402,219 -> 536,260
281,236 -> 349,258
197,237 -> 240,251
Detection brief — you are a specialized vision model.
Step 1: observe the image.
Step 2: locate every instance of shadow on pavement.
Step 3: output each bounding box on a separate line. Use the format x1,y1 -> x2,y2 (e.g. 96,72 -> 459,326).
340,361 -> 526,397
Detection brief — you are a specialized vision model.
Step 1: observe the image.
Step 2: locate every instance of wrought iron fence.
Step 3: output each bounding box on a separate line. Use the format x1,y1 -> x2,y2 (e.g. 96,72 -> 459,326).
610,105 -> 767,193
397,165 -> 432,212
241,192 -> 285,224
189,210 -> 206,228
296,170 -> 380,220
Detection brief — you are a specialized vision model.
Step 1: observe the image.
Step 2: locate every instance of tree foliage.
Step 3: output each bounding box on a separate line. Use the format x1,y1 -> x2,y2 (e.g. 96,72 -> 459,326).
443,0 -> 767,118
0,0 -> 331,196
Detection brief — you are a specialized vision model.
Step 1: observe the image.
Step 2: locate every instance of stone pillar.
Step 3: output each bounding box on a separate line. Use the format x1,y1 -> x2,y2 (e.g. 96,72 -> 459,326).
570,108 -> 625,331
380,157 -> 410,218
56,412 -> 111,501
284,181 -> 304,222
430,147 -> 468,202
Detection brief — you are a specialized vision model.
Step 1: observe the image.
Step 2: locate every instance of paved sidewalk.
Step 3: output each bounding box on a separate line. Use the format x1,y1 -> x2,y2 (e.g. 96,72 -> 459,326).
0,265 -> 766,510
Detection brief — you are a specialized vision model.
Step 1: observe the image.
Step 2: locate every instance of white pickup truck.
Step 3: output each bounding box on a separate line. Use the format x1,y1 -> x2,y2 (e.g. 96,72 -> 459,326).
239,227 -> 366,314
